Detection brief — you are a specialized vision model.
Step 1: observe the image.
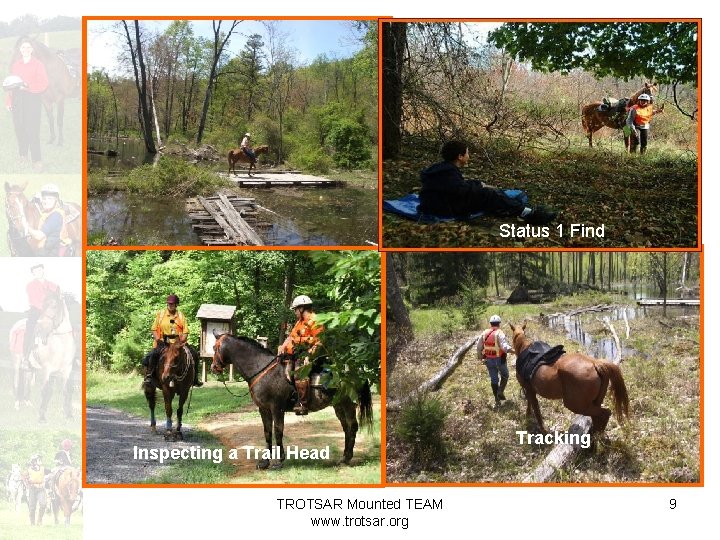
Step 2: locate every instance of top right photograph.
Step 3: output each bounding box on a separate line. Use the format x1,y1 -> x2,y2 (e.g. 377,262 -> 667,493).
381,20 -> 699,249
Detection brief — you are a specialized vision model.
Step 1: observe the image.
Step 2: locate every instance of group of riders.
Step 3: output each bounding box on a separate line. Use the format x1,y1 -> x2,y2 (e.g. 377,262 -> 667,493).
142,292 -> 322,416
7,439 -> 79,526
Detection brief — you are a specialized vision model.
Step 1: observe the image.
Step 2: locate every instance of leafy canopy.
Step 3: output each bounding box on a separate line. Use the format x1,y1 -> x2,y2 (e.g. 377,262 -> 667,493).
489,22 -> 697,86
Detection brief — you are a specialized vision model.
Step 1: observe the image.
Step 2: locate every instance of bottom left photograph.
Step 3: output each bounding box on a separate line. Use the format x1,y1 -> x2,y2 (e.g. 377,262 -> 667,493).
84,249 -> 381,486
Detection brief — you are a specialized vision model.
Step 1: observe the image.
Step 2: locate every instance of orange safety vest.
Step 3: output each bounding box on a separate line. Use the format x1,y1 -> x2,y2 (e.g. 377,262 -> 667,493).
482,328 -> 503,359
28,467 -> 44,486
286,314 -> 323,355
631,104 -> 653,127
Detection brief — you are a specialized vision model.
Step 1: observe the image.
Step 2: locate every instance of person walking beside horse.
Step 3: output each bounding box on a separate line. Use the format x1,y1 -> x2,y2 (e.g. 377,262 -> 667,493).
27,183 -> 74,256
478,315 -> 514,408
25,454 -> 49,526
143,294 -> 203,388
4,37 -> 48,171
625,93 -> 662,154
278,295 -> 324,415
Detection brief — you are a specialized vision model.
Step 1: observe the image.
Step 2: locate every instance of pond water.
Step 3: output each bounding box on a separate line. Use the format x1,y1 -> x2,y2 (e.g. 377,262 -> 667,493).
545,302 -> 699,360
87,185 -> 377,246
87,138 -> 378,246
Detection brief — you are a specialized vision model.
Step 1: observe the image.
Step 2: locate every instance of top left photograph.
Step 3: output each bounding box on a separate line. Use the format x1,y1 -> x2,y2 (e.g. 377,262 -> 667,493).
86,18 -> 378,247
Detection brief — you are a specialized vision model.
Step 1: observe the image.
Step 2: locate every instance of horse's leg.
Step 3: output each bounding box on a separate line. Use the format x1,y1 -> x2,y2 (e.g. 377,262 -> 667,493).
161,387 -> 174,439
144,385 -> 157,432
271,405 -> 285,468
45,102 -> 56,145
57,99 -> 65,146
175,389 -> 187,441
38,373 -> 53,423
334,399 -> 359,464
526,387 -> 545,432
258,407 -> 273,469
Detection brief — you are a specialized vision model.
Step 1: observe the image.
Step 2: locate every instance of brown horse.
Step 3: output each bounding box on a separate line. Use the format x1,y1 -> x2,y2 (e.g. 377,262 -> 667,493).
143,341 -> 195,441
581,82 -> 659,147
50,467 -> 81,525
510,322 -> 629,434
228,144 -> 270,176
4,182 -> 81,257
10,37 -> 79,146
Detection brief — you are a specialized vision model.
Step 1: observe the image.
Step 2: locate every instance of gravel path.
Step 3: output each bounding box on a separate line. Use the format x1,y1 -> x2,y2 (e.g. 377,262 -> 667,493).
85,405 -> 203,484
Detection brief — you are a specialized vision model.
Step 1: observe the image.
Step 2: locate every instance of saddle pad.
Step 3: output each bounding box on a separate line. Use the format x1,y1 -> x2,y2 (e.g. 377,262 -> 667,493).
383,190 -> 528,223
516,341 -> 565,386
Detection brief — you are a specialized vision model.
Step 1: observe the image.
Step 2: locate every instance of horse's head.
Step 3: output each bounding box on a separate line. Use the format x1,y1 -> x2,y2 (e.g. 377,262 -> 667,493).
254,145 -> 270,156
160,341 -> 185,383
509,321 -> 529,354
643,81 -> 659,96
36,291 -> 65,341
210,330 -> 228,374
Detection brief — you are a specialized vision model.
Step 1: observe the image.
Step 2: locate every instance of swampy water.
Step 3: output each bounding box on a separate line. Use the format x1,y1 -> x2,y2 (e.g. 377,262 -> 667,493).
87,138 -> 377,246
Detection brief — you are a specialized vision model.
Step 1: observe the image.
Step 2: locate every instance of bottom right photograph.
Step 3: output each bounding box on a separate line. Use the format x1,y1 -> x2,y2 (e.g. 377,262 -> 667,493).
385,251 -> 701,485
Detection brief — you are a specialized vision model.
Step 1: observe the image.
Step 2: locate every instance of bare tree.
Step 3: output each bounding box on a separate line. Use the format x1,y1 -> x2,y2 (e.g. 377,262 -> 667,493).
121,20 -> 156,153
196,20 -> 241,144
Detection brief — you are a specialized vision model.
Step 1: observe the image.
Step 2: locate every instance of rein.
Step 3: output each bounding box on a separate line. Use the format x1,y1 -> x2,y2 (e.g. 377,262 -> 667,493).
218,355 -> 280,399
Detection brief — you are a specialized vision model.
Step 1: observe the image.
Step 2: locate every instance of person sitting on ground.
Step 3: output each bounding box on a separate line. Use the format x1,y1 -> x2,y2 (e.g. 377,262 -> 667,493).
142,294 -> 203,387
241,132 -> 256,163
418,140 -> 557,225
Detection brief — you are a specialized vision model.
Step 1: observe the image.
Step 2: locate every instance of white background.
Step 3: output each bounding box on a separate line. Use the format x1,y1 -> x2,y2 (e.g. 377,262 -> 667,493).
34,0 -> 710,536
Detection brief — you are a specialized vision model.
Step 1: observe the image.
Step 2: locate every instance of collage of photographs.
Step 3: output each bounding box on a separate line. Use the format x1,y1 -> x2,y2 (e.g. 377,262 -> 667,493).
0,13 -> 701,538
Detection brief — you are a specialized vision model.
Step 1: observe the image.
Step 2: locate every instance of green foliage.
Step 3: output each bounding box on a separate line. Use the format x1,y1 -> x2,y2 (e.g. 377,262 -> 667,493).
459,270 -> 487,330
125,157 -> 223,196
489,22 -> 698,85
288,146 -> 333,174
395,395 -> 448,469
327,117 -> 372,168
311,251 -> 381,403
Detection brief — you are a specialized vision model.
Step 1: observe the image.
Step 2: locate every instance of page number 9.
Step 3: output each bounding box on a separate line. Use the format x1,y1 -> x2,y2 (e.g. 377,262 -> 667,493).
670,499 -> 677,510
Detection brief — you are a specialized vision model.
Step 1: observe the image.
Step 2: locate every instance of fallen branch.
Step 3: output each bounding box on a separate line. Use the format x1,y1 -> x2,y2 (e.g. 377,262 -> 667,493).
386,335 -> 479,412
622,308 -> 630,339
601,316 -> 622,364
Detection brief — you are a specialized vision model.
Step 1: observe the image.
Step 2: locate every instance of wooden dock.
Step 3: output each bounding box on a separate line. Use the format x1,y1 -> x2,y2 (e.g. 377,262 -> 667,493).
219,171 -> 344,188
637,299 -> 700,306
186,194 -> 264,245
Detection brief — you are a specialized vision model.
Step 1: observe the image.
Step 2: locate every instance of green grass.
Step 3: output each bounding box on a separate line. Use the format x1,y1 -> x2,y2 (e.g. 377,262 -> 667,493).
0,504 -> 82,540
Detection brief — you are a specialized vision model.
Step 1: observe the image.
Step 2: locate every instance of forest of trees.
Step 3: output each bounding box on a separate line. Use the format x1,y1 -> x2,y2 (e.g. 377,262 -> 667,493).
87,20 -> 377,172
86,250 -> 380,399
383,21 -> 698,158
388,252 -> 699,308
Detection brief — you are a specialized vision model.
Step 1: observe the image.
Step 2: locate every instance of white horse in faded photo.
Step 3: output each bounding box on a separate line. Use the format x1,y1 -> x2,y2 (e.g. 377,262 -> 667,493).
5,464 -> 26,513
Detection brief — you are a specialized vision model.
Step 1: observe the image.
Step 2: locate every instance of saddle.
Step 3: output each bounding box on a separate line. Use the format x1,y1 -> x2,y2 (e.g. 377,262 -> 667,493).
516,341 -> 565,386
597,97 -> 631,128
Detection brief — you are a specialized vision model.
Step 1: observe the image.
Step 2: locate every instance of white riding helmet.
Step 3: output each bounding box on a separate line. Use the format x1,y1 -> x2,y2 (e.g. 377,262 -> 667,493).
244,133 -> 251,137
489,315 -> 502,324
2,75 -> 26,90
40,183 -> 60,197
637,94 -> 651,102
290,295 -> 313,309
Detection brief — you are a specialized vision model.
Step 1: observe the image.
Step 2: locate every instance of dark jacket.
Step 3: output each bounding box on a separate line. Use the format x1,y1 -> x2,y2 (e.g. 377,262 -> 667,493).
418,161 -> 489,217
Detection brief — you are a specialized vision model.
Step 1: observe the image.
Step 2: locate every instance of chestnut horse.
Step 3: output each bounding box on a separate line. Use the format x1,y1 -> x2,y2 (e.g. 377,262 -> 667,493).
581,82 -> 659,147
211,333 -> 373,469
228,144 -> 270,176
510,322 -> 629,434
9,37 -> 79,146
143,341 -> 195,441
4,182 -> 81,257
50,467 -> 82,525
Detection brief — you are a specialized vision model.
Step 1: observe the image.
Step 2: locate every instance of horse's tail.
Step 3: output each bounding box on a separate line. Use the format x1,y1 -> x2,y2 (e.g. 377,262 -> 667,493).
597,361 -> 630,423
358,380 -> 373,430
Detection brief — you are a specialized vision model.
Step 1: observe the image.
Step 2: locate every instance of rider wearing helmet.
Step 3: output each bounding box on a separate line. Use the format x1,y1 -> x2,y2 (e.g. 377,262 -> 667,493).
478,315 -> 514,407
23,264 -> 59,369
626,93 -> 656,154
26,453 -> 48,526
28,183 -> 72,256
278,295 -> 324,415
240,132 -> 256,163
142,294 -> 203,387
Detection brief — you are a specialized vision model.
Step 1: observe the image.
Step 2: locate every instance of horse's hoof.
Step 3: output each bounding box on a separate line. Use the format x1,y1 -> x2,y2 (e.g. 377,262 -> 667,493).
150,426 -> 157,433
176,431 -> 184,441
342,456 -> 352,465
163,431 -> 174,441
257,459 -> 270,470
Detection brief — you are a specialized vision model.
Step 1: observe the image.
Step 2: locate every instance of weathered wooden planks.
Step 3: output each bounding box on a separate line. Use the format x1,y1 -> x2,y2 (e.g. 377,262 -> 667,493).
187,194 -> 264,246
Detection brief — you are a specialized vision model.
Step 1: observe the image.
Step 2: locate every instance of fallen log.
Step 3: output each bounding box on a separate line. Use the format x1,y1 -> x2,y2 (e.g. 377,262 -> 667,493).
386,335 -> 479,412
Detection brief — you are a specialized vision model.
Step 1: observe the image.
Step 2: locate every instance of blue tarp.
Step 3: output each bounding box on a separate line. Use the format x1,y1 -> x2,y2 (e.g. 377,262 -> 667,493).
382,190 -> 528,223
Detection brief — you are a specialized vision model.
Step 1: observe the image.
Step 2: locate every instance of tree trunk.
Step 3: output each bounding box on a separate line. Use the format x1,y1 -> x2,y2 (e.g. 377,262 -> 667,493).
122,20 -> 156,153
381,22 -> 406,159
386,254 -> 413,377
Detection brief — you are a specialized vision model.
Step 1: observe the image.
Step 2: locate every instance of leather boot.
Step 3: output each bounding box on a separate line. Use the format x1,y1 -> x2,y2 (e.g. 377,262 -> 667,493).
498,376 -> 508,401
491,383 -> 499,406
293,380 -> 310,415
